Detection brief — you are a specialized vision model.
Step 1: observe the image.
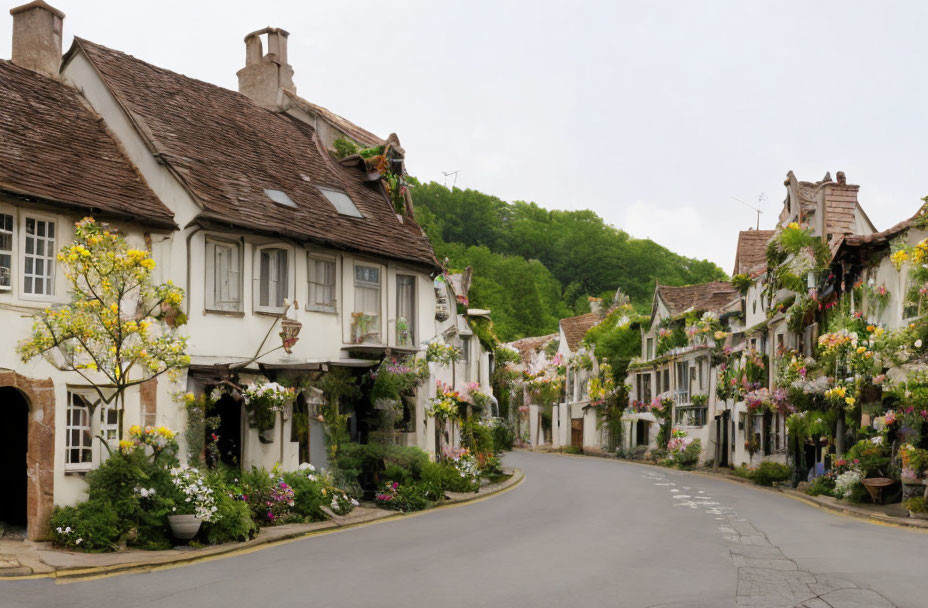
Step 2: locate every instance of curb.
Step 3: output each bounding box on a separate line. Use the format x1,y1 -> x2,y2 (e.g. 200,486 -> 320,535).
1,468 -> 525,582
527,448 -> 928,532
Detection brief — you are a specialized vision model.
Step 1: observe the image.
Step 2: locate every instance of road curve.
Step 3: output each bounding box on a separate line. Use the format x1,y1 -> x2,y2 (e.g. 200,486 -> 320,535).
3,451 -> 927,608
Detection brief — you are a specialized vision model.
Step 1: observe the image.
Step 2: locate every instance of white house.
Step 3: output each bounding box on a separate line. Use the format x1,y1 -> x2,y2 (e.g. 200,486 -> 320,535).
0,1 -> 469,539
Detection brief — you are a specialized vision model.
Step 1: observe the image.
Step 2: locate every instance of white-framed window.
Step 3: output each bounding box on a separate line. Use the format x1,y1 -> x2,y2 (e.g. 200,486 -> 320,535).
65,391 -> 95,471
99,402 -> 119,462
205,238 -> 242,312
352,264 -> 382,343
256,246 -> 289,312
396,274 -> 416,346
22,214 -> 55,297
307,255 -> 336,313
0,211 -> 12,291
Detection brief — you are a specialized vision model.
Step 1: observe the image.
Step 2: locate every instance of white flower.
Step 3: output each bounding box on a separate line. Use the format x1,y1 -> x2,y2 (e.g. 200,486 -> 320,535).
65,526 -> 71,534
871,436 -> 884,445
916,340 -> 923,349
75,538 -> 83,545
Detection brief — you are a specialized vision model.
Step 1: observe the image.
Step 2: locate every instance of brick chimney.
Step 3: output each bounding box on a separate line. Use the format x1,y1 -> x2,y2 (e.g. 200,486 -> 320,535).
822,170 -> 859,242
10,1 -> 64,78
236,27 -> 295,108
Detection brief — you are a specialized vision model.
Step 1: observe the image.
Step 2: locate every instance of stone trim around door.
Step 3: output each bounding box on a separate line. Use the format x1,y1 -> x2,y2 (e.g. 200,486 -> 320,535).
0,371 -> 55,540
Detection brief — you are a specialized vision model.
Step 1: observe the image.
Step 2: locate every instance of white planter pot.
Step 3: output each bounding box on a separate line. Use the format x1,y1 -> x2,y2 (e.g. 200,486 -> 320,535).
168,514 -> 202,540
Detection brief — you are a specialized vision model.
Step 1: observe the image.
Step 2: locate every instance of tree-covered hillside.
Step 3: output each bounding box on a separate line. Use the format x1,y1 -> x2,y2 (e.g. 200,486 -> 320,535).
412,181 -> 726,341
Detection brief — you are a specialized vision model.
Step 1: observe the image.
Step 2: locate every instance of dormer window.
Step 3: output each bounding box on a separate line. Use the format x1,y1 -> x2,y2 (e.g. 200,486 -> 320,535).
319,187 -> 362,218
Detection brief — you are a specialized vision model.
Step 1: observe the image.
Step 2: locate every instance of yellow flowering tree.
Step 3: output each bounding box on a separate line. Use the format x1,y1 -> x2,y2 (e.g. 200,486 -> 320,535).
17,217 -> 189,438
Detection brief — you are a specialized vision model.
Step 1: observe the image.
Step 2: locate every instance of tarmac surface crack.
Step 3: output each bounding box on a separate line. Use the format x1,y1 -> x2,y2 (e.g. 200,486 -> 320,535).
642,471 -> 899,608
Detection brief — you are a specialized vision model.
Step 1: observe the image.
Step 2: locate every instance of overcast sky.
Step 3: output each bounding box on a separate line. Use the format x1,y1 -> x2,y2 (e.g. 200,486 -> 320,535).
3,1 -> 927,274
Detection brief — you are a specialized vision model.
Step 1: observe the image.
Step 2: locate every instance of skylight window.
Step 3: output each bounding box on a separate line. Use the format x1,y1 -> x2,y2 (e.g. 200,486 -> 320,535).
264,189 -> 297,208
319,187 -> 362,218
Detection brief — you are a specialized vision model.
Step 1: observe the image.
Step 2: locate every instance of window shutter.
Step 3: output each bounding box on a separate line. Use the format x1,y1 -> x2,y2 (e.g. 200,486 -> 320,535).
260,250 -> 270,307
228,244 -> 241,306
277,250 -> 288,307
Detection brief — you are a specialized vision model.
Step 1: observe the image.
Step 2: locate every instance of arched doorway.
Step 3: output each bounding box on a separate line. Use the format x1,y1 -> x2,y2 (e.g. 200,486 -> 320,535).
214,394 -> 242,468
0,387 -> 28,528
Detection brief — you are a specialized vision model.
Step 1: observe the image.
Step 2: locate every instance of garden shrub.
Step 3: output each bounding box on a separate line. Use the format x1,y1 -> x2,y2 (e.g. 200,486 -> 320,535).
671,438 -> 701,469
203,489 -> 256,545
383,463 -> 413,485
462,419 -> 495,455
904,496 -> 928,513
748,462 -> 792,486
374,481 -> 434,512
282,470 -> 328,521
491,421 -> 515,452
806,475 -> 835,497
335,442 -> 430,492
49,499 -> 121,552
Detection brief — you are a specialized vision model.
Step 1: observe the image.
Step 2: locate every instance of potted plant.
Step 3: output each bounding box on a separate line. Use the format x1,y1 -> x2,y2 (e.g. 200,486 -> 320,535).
243,382 -> 295,442
166,465 -> 218,540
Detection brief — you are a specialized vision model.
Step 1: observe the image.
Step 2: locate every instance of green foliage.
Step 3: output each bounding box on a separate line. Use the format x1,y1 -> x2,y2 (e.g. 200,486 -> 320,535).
334,442 -> 430,492
332,137 -> 360,159
731,273 -> 753,294
49,499 -> 122,552
806,475 -> 836,497
202,477 -> 257,545
671,438 -> 701,468
582,308 -> 644,381
461,419 -> 495,455
904,496 -> 928,513
281,471 -> 329,522
846,438 -> 891,477
490,420 -> 516,452
412,182 -> 727,340
747,462 -> 792,486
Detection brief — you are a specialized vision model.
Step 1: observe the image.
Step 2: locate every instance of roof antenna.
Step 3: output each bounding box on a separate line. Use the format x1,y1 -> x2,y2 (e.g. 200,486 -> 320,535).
442,170 -> 459,189
731,193 -> 766,230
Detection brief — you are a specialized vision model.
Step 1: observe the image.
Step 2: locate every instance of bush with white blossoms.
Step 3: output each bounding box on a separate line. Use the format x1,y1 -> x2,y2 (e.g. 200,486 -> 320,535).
444,447 -> 480,486
169,465 -> 219,522
834,467 -> 864,499
330,488 -> 360,516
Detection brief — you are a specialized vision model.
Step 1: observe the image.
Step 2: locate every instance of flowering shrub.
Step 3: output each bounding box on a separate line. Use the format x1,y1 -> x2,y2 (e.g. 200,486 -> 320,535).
375,481 -> 400,506
243,382 -> 294,431
667,429 -> 701,468
443,447 -> 480,491
119,424 -> 177,455
169,465 -> 219,522
834,468 -> 864,499
425,339 -> 461,365
374,480 -> 431,512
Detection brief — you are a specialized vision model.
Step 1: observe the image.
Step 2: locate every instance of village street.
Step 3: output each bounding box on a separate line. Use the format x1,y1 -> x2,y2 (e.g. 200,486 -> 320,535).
3,451 -> 925,608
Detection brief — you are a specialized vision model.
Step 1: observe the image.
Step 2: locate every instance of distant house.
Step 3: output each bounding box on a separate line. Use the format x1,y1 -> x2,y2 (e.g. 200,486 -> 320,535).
625,281 -> 739,462
553,299 -> 608,452
506,333 -> 559,447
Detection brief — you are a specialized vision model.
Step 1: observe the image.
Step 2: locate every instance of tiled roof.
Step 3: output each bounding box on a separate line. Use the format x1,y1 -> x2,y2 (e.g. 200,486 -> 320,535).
282,90 -> 383,148
69,39 -> 437,268
508,334 -> 558,366
836,205 -> 925,257
0,59 -> 174,228
656,281 -> 739,317
560,312 -> 601,352
732,229 -> 775,276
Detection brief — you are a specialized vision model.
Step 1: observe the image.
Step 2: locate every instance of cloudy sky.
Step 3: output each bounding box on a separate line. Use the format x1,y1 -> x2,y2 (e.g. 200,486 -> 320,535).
3,1 -> 927,273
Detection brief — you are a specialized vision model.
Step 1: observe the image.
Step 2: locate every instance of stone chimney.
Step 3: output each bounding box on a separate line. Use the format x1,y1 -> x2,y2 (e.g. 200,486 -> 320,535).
236,27 -> 295,108
10,1 -> 64,78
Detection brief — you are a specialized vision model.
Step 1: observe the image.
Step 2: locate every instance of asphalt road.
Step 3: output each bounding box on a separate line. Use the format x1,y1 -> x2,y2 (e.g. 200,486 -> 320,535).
3,451 -> 928,608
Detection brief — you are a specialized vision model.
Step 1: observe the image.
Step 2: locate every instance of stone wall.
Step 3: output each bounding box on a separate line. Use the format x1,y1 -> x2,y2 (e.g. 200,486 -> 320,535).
0,371 -> 55,540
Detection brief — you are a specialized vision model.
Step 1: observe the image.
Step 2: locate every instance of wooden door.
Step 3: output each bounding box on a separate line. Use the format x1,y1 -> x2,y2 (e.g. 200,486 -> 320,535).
570,419 -> 583,448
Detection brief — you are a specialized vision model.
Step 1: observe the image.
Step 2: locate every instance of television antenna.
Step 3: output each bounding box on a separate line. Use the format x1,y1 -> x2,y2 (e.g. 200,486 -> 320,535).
442,170 -> 459,189
731,193 -> 766,230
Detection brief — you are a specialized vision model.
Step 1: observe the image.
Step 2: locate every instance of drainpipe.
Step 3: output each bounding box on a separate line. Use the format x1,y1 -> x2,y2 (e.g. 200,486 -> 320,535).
184,225 -> 203,317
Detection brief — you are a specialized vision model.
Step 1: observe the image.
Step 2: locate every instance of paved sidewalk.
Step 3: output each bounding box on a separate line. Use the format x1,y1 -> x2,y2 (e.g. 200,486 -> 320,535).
0,468 -> 523,580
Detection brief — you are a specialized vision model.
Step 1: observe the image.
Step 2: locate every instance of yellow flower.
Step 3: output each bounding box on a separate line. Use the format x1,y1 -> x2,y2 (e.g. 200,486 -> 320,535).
128,425 -> 142,437
183,392 -> 196,405
787,222 -> 800,230
119,440 -> 134,452
140,258 -> 156,270
856,346 -> 866,354
109,303 -> 119,314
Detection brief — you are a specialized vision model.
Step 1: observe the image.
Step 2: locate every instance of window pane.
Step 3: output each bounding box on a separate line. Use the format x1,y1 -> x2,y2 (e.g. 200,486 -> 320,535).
259,251 -> 270,307
276,250 -> 288,307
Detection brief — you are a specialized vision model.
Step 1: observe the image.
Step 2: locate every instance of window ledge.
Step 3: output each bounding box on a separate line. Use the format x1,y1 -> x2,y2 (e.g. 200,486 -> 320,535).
64,466 -> 92,475
306,306 -> 337,314
204,308 -> 245,318
255,309 -> 287,317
